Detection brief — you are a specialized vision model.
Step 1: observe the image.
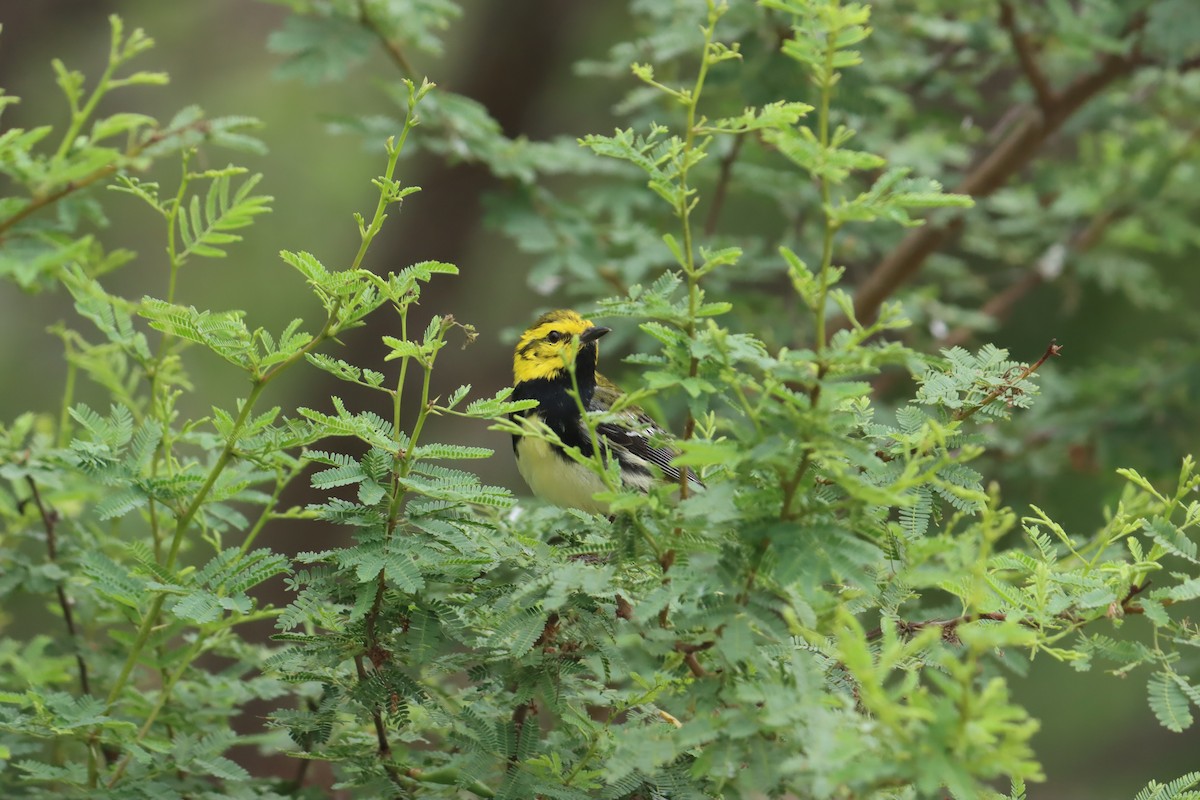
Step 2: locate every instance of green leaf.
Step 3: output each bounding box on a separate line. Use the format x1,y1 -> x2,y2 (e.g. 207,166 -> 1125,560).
268,15 -> 376,84
1144,517 -> 1199,564
176,170 -> 272,261
1148,671 -> 1194,732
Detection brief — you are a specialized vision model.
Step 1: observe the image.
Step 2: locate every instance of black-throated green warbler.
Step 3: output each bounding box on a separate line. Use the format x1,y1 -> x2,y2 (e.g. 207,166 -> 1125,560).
510,309 -> 699,513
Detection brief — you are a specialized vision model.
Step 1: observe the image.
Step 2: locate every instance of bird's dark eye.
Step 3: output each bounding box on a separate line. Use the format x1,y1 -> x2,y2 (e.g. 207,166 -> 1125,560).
546,330 -> 563,344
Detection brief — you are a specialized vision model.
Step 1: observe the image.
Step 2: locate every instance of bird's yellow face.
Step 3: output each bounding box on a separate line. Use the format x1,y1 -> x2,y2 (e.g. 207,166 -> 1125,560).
513,309 -> 610,384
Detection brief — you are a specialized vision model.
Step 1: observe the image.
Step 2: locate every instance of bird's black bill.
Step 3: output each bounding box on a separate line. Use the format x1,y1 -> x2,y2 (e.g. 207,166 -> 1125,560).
580,326 -> 611,344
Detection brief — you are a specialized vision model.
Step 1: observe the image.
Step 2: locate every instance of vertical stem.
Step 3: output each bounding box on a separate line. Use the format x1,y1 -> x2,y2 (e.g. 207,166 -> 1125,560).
56,339 -> 78,450
813,17 -> 839,355
106,633 -> 209,786
54,50 -> 119,161
145,153 -> 194,560
237,458 -> 305,557
676,2 -> 723,480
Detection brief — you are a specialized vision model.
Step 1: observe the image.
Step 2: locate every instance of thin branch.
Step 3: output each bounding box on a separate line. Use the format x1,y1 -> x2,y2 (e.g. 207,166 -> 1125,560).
26,477 -> 91,697
285,758 -> 311,795
998,0 -> 1056,111
0,119 -> 212,238
510,699 -> 538,765
953,338 -> 1062,422
866,582 -> 1167,641
866,611 -> 1010,642
674,640 -> 713,677
0,167 -> 116,236
354,654 -> 409,795
941,268 -> 1045,351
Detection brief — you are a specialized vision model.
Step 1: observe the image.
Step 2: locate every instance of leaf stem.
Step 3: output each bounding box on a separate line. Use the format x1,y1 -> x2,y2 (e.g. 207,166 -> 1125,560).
53,50 -> 119,162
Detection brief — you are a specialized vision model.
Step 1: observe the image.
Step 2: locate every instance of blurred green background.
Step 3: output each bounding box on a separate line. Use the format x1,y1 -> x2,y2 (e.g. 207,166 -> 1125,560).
1,1 -> 1197,795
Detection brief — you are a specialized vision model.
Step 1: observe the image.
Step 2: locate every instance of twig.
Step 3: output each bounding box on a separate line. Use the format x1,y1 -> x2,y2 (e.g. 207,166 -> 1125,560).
866,582 -> 1167,641
866,611 -> 1010,642
673,641 -> 714,676
674,640 -> 713,677
952,338 -> 1062,422
0,119 -> 211,238
535,612 -> 560,650
940,268 -> 1046,351
26,477 -> 91,696
510,699 -> 538,765
998,0 -> 1056,111
683,652 -> 708,677
284,744 -> 312,794
354,654 -> 409,795
0,168 -> 115,236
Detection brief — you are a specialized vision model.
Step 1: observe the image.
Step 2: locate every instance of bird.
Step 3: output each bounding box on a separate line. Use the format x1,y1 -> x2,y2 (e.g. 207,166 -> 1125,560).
510,309 -> 699,514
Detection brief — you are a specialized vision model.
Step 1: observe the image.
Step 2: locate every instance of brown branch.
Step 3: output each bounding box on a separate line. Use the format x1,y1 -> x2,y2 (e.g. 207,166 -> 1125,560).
355,568 -> 408,794
0,117 -> 213,238
931,122 -> 1199,353
353,654 -> 408,795
510,698 -> 538,765
867,582 -> 1167,642
534,612 -> 560,650
682,652 -> 708,677
847,14 -> 1150,328
998,0 -> 1056,111
615,594 -> 634,620
952,338 -> 1062,422
0,167 -> 117,237
26,477 -> 91,696
673,640 -> 713,677
866,611 -> 1010,642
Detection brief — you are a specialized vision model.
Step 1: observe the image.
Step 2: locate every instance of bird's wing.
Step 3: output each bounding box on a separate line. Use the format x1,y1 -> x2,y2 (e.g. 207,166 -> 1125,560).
590,375 -> 701,488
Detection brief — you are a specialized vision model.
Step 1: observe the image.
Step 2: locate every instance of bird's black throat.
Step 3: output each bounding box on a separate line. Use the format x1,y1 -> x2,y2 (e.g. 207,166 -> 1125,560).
510,344 -> 599,457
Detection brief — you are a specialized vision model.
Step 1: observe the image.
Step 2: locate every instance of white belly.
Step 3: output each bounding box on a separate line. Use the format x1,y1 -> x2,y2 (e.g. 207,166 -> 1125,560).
515,434 -> 610,514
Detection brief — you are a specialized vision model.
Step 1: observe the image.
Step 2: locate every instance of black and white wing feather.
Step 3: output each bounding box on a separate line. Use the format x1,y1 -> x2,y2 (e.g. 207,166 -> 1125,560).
590,380 -> 703,493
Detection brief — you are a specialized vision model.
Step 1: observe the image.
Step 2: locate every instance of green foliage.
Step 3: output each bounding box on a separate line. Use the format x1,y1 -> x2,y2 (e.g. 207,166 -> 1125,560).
2,2 -> 1199,799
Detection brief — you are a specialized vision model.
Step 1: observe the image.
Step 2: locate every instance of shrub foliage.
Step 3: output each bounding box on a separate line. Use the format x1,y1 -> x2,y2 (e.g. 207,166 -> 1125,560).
1,2 -> 1198,799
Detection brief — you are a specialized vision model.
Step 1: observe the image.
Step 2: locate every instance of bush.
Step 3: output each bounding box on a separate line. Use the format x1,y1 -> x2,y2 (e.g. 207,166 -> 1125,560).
1,2 -> 1198,798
